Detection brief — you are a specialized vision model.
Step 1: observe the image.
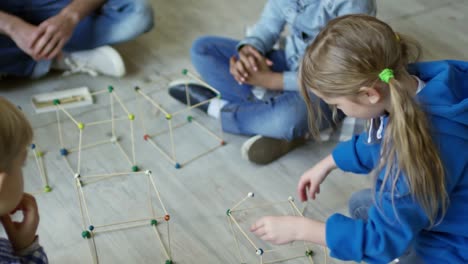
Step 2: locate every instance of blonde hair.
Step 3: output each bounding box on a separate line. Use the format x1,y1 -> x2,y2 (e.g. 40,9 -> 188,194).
299,15 -> 447,225
0,97 -> 33,172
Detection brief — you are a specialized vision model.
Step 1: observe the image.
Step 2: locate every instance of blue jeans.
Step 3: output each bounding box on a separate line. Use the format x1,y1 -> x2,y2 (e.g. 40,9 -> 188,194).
191,36 -> 333,140
0,0 -> 154,77
349,189 -> 425,264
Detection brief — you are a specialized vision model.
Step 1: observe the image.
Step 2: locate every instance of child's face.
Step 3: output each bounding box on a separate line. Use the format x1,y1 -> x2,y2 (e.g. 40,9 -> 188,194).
0,148 -> 26,215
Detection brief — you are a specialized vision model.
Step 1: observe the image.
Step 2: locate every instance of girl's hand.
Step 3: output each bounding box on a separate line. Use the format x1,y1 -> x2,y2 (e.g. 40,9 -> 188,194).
297,154 -> 336,202
0,193 -> 40,251
250,216 -> 303,245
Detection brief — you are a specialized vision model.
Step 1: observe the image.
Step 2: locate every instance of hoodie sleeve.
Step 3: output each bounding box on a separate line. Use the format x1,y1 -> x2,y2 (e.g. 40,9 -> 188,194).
332,132 -> 378,174
331,0 -> 377,17
326,187 -> 429,263
236,0 -> 286,55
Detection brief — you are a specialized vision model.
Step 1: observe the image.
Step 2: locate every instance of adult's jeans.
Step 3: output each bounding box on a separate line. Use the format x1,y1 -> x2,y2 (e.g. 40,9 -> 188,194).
0,0 -> 154,77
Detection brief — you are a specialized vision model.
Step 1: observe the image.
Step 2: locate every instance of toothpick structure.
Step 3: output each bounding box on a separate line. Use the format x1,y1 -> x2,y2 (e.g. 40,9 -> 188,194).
226,193 -> 328,264
135,69 -> 225,169
51,87 -> 173,264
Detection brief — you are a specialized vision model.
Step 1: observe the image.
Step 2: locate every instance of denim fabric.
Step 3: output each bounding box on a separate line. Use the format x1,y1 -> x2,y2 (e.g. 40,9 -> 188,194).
191,36 -> 334,140
0,0 -> 154,77
237,0 -> 376,91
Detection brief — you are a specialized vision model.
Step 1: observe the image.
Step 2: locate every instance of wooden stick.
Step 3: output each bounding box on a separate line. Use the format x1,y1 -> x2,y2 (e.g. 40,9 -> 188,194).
93,218 -> 153,229
263,254 -> 308,264
192,119 -> 223,141
130,121 -> 136,165
231,194 -> 251,212
74,180 -> 88,228
77,129 -> 83,175
228,217 -> 245,263
93,221 -> 150,234
90,89 -> 107,96
146,137 -> 176,164
149,121 -> 188,138
56,109 -> 65,148
148,173 -> 168,215
171,97 -> 217,117
263,244 -> 310,254
166,220 -> 172,259
115,141 -> 133,166
180,144 -> 222,167
229,214 -> 258,250
81,171 -> 145,179
136,89 -> 170,116
151,223 -> 171,260
110,93 -> 116,138
69,139 -> 110,153
57,104 -> 81,126
230,201 -> 290,213
184,70 -> 221,96
167,119 -> 177,161
87,235 -> 99,264
148,175 -> 156,218
63,156 -> 75,175
33,148 -> 48,187
111,92 -> 131,115
86,117 -> 127,127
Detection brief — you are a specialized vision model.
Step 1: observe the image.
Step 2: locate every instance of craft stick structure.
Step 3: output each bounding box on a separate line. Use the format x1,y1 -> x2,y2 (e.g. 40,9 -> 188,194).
226,193 -> 328,264
29,143 -> 51,194
51,87 -> 172,264
135,69 -> 225,169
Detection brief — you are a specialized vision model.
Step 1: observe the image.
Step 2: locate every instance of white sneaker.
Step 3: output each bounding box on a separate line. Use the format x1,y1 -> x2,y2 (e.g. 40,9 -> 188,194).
53,46 -> 126,77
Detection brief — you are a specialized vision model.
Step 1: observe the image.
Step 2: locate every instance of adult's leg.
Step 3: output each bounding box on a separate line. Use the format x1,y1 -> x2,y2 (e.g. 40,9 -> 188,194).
26,0 -> 154,51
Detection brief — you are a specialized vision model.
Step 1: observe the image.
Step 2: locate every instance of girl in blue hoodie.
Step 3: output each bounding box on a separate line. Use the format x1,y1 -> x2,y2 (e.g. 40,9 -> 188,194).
250,15 -> 468,263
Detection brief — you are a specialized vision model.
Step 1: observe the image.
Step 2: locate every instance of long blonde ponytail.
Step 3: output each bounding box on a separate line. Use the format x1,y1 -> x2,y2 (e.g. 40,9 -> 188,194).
299,15 -> 448,225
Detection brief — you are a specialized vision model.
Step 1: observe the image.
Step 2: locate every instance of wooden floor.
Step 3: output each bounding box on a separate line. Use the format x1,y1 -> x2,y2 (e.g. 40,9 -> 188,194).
1,0 -> 467,263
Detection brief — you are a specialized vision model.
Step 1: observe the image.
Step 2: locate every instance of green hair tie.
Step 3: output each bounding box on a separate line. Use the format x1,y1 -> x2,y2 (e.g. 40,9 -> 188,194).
379,68 -> 394,84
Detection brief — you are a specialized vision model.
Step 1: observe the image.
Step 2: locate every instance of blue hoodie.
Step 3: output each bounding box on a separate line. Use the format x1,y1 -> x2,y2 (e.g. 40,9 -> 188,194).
327,60 -> 468,263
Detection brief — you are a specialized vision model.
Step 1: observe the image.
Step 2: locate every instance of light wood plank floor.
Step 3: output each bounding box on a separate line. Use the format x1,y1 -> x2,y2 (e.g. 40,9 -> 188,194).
1,0 -> 467,263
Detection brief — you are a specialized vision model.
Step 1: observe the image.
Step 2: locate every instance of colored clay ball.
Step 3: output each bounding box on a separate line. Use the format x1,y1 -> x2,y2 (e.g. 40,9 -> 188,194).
134,86 -> 140,91
220,140 -> 226,146
288,196 -> 294,202
305,250 -> 314,257
108,86 -> 114,93
151,219 -> 158,226
165,260 -> 173,264
31,144 -> 36,149
88,225 -> 95,231
110,136 -> 118,143
165,114 -> 172,120
128,114 -> 135,121
81,230 -> 91,239
217,94 -> 222,99
74,173 -> 81,179
77,122 -> 85,130
181,69 -> 188,75
43,186 -> 52,193
175,163 -> 181,169
132,166 -> 139,172
145,170 -> 152,175
60,148 -> 68,156
248,192 -> 254,198
36,151 -> 44,158
53,99 -> 61,105
187,116 -> 193,122
143,134 -> 150,141
164,215 -> 170,221
256,248 -> 264,255
226,209 -> 231,216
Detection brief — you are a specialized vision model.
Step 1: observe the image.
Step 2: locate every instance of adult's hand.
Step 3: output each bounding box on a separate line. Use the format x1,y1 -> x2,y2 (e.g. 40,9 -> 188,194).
31,12 -> 79,60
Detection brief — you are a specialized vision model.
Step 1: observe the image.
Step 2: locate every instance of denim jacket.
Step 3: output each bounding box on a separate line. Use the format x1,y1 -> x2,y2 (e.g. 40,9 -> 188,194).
238,0 -> 376,91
